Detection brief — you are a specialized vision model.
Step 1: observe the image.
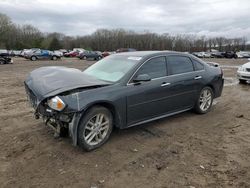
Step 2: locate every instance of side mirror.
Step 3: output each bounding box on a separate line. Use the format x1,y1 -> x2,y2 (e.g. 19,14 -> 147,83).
133,74 -> 151,83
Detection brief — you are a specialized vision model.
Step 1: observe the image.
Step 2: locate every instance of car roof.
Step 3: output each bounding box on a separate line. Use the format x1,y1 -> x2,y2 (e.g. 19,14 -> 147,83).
113,51 -> 191,58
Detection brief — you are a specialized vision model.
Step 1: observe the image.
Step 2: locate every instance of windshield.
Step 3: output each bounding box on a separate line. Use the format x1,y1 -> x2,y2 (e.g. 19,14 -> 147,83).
84,55 -> 140,82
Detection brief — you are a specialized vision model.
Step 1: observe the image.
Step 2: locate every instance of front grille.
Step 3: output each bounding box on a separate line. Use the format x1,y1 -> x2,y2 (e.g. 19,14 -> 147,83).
24,83 -> 37,108
246,68 -> 250,72
242,76 -> 250,79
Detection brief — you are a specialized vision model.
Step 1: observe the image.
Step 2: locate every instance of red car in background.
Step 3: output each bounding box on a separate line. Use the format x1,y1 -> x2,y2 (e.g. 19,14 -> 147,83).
64,50 -> 81,57
116,48 -> 136,53
102,51 -> 111,57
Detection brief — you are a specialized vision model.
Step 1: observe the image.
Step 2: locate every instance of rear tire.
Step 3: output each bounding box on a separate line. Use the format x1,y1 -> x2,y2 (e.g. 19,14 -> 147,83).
77,106 -> 113,151
52,56 -> 57,60
194,87 -> 214,114
83,56 -> 87,60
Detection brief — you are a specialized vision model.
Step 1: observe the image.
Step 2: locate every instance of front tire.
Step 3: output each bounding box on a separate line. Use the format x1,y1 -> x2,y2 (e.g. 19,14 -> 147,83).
77,106 -> 113,151
194,87 -> 214,114
31,56 -> 37,61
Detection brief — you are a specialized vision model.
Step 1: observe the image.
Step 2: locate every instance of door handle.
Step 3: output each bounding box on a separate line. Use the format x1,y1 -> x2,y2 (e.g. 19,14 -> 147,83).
194,76 -> 202,80
161,82 -> 171,87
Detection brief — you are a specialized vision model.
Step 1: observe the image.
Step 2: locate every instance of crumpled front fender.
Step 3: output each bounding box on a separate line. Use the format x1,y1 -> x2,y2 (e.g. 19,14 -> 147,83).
68,112 -> 82,146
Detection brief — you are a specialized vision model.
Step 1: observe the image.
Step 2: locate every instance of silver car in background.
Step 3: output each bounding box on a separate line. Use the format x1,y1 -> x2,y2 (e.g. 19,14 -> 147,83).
237,61 -> 250,84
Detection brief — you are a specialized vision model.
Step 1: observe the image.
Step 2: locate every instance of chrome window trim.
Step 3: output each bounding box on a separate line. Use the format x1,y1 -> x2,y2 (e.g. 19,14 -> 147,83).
127,55 -> 205,86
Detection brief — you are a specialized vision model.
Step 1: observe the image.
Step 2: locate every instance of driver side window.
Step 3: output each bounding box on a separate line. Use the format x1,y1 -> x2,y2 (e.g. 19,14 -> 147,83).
135,56 -> 167,79
35,50 -> 41,54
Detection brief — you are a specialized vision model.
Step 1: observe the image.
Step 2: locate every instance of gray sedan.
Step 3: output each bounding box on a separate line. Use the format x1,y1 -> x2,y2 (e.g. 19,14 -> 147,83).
25,51 -> 224,151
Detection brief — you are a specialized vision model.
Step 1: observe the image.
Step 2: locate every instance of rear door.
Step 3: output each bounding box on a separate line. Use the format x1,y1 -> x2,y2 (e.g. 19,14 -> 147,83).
164,55 -> 205,111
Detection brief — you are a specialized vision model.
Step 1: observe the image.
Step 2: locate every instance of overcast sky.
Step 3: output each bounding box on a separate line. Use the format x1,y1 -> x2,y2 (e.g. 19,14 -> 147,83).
0,0 -> 250,38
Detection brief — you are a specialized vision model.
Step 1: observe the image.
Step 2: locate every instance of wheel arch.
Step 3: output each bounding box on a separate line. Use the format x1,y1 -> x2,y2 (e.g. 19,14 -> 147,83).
30,55 -> 37,59
80,101 -> 121,127
72,101 -> 121,146
205,84 -> 215,95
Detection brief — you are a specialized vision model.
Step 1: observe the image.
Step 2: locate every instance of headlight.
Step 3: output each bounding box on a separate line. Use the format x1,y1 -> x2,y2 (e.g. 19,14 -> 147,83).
47,96 -> 66,111
238,66 -> 246,72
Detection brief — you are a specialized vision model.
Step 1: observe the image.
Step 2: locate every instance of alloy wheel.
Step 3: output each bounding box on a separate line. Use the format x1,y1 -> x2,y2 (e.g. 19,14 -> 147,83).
199,89 -> 212,111
83,113 -> 110,146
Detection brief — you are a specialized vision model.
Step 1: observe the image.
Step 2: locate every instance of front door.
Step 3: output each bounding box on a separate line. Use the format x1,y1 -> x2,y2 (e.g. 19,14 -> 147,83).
126,56 -> 169,125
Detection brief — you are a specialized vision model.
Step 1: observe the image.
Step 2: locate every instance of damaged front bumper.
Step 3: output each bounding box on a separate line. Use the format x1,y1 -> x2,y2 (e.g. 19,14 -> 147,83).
34,107 -> 81,146
25,83 -> 81,146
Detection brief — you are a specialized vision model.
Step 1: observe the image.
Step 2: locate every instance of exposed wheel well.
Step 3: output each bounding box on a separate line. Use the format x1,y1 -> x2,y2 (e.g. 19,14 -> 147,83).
80,102 -> 119,128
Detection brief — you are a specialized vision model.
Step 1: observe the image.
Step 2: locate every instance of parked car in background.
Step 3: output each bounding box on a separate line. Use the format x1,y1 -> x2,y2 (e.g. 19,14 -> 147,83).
102,51 -> 111,57
192,52 -> 201,58
0,51 -> 13,64
202,52 -> 211,58
116,48 -> 136,53
73,48 -> 85,52
236,51 -> 250,58
59,49 -> 69,55
64,49 -> 83,57
20,49 -> 30,57
95,51 -> 102,56
23,48 -> 40,58
26,49 -> 61,61
211,52 -> 224,58
192,52 -> 211,58
25,51 -> 224,151
237,62 -> 250,84
10,50 -> 22,57
53,50 -> 63,57
222,51 -> 237,59
0,49 -> 9,56
78,51 -> 103,60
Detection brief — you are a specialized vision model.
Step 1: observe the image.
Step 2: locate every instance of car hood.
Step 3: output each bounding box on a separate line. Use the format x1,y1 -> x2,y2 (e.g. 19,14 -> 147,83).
242,62 -> 250,68
25,66 -> 110,101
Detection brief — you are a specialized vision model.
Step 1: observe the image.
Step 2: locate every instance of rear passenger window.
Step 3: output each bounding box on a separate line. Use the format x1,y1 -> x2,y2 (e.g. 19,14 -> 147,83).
167,56 -> 194,75
136,57 -> 167,79
192,59 -> 204,71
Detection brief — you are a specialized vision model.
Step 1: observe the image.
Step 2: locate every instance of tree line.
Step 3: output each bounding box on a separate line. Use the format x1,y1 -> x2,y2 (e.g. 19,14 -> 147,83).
0,13 -> 249,52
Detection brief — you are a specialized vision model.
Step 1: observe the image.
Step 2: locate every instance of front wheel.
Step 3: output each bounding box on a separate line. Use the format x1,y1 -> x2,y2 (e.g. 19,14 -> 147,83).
77,106 -> 113,151
31,56 -> 37,61
194,87 -> 214,114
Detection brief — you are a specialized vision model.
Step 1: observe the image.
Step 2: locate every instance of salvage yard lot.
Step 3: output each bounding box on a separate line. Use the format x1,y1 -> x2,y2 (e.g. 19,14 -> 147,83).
0,57 -> 250,188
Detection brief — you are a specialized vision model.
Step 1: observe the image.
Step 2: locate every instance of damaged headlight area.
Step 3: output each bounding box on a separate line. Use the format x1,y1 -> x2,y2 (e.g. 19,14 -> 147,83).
47,96 -> 66,111
35,97 -> 74,138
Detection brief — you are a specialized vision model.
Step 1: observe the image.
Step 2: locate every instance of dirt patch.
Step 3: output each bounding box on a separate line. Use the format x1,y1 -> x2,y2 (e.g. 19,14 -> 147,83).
0,57 -> 250,187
